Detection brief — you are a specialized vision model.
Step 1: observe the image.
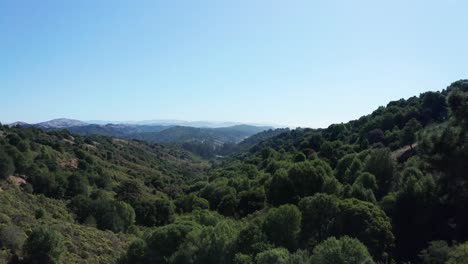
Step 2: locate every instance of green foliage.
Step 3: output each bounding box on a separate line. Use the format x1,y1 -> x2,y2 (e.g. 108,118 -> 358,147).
335,154 -> 355,179
120,221 -> 201,264
447,87 -> 468,126
310,236 -> 374,264
145,221 -> 200,263
72,193 -> 138,233
0,187 -> 130,263
170,220 -> 239,264
298,194 -> 340,248
66,173 -> 89,197
354,172 -> 378,191
35,208 -> 46,219
235,220 -> 271,256
294,153 -> 306,163
237,188 -> 266,217
288,160 -> 334,198
335,199 -> 394,260
367,128 -> 385,144
289,250 -> 312,264
0,224 -> 27,253
177,209 -> 224,227
135,197 -> 175,226
347,184 -> 377,204
419,240 -> 451,264
263,205 -> 301,250
200,179 -> 237,210
335,154 -> 357,183
0,149 -> 14,179
418,88 -> 468,251
364,148 -> 395,198
116,179 -> 143,205
175,193 -> 209,213
3,81 -> 468,263
121,238 -> 146,264
267,168 -> 295,206
217,193 -> 238,217
233,253 -> 254,264
392,172 -> 442,260
400,118 -> 422,148
23,227 -> 65,264
298,195 -> 393,259
446,242 -> 468,264
344,158 -> 363,184
422,91 -> 448,122
256,248 -> 291,264
319,141 -> 347,167
98,200 -> 136,232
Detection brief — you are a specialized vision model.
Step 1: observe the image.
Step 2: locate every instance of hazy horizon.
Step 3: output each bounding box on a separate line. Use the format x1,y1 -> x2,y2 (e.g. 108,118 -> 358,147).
6,118 -> 284,128
2,0 -> 467,127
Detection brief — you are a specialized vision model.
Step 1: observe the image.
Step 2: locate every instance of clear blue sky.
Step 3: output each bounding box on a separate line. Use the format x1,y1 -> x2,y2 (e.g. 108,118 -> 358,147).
1,0 -> 467,127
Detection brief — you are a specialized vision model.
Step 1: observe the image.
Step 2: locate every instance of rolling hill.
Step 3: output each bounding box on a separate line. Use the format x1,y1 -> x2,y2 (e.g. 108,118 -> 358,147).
9,120 -> 274,150
1,80 -> 468,264
132,125 -> 272,144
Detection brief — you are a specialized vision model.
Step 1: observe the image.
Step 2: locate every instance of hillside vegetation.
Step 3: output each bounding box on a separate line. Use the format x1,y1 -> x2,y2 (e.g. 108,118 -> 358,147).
1,80 -> 468,264
132,125 -> 270,144
0,127 -> 208,263
40,123 -> 273,158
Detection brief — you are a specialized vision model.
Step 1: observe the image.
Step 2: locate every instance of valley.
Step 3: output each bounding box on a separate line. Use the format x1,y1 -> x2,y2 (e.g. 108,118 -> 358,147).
1,80 -> 467,263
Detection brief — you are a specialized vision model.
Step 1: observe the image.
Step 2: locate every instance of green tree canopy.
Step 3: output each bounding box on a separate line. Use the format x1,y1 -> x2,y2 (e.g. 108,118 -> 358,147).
0,224 -> 27,254
310,236 -> 374,264
237,188 -> 266,217
235,220 -> 271,256
170,221 -> 239,264
401,118 -> 422,149
446,242 -> 468,264
135,197 -> 175,226
298,194 -> 340,248
267,168 -> 295,206
335,198 -> 394,261
263,204 -> 302,250
23,227 -> 65,264
364,149 -> 395,198
96,199 -> 136,232
288,160 -> 333,198
0,149 -> 14,179
256,248 -> 291,264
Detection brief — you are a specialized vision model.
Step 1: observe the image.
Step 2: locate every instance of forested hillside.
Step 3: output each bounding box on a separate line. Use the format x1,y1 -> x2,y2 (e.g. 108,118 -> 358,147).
28,123 -> 273,159
1,80 -> 468,264
65,124 -> 169,138
131,125 -> 270,144
0,127 -> 208,263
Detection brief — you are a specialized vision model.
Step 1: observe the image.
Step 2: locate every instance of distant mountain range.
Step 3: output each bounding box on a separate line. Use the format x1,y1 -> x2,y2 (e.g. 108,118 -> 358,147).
84,119 -> 264,128
9,118 -> 278,129
8,118 -> 88,129
36,118 -> 88,128
7,118 -> 278,146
